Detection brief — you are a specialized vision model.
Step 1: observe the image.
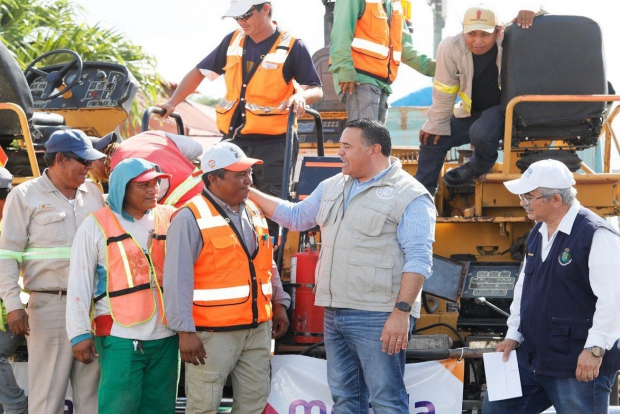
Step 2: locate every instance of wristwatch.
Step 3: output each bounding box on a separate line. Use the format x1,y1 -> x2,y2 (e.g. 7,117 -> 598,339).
394,301 -> 412,313
585,346 -> 605,358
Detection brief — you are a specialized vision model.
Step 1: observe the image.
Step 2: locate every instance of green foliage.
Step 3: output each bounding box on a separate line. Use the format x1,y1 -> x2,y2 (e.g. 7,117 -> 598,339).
187,94 -> 223,108
0,0 -> 165,128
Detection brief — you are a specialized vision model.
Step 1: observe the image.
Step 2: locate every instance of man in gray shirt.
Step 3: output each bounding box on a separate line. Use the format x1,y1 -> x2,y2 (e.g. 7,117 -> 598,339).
163,141 -> 290,413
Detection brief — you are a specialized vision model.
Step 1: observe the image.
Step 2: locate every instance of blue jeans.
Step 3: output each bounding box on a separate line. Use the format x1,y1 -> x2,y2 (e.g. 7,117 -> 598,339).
323,307 -> 414,414
339,84 -> 389,124
482,362 -> 616,414
415,105 -> 504,194
0,325 -> 27,414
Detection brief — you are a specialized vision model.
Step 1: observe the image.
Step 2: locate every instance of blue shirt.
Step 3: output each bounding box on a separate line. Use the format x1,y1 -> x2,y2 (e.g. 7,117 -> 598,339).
272,162 -> 436,278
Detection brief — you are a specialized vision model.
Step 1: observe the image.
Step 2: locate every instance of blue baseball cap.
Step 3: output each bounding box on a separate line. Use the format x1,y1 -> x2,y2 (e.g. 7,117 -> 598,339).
46,129 -> 106,161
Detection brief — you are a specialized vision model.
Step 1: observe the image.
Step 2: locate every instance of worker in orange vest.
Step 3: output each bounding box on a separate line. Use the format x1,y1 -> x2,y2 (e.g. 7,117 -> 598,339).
163,142 -> 291,413
67,158 -> 179,413
330,0 -> 435,123
158,0 -> 323,236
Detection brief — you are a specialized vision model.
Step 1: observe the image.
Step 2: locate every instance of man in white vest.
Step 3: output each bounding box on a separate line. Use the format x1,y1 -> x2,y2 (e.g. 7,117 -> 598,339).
249,118 -> 436,413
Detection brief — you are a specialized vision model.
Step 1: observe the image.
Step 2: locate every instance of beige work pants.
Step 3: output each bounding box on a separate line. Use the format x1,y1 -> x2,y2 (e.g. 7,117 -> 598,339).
27,292 -> 100,414
184,321 -> 272,414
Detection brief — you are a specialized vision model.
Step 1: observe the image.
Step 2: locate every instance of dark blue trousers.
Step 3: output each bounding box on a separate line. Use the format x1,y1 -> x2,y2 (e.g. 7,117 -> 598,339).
415,105 -> 504,194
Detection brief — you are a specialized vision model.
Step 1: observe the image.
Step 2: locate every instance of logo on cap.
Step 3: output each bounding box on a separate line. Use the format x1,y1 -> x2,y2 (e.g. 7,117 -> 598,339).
208,160 -> 216,168
229,146 -> 241,159
476,10 -> 482,19
524,168 -> 534,178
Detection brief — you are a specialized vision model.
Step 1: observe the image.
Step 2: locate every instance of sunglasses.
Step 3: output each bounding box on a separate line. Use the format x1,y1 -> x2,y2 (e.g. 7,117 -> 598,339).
63,152 -> 94,167
233,6 -> 258,21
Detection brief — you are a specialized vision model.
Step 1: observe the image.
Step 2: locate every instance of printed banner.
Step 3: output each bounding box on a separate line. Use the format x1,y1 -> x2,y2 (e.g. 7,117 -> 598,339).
264,355 -> 464,414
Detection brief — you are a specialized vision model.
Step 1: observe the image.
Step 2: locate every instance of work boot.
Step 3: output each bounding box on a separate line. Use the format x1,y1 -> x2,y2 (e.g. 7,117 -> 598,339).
442,163 -> 481,187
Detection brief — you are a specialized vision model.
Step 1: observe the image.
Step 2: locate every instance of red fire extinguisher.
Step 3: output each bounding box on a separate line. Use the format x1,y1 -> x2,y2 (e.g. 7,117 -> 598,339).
291,249 -> 324,344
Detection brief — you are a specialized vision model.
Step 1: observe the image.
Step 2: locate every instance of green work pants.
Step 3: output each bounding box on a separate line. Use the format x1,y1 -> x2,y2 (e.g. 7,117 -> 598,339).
94,335 -> 180,414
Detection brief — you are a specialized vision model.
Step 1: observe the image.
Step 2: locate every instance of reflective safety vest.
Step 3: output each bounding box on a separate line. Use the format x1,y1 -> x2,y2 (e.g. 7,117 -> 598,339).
215,29 -> 296,138
184,194 -> 273,330
91,205 -> 174,327
110,131 -> 204,207
351,0 -> 404,84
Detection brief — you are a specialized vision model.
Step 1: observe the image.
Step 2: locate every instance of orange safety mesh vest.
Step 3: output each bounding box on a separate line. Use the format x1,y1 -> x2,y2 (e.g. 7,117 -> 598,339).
215,29 -> 296,137
91,205 -> 174,327
183,194 -> 273,330
351,0 -> 404,84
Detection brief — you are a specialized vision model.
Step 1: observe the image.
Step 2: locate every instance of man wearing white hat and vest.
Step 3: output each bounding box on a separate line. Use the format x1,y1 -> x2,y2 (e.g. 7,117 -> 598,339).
164,141 -> 290,413
159,0 -> 323,237
483,159 -> 620,413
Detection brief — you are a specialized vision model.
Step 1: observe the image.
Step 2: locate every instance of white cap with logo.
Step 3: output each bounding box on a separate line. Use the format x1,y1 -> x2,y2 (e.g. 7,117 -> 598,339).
222,0 -> 267,19
504,159 -> 576,195
463,6 -> 498,34
201,142 -> 263,173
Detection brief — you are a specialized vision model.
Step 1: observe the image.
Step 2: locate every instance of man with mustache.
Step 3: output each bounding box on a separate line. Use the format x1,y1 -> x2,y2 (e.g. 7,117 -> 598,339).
164,142 -> 290,413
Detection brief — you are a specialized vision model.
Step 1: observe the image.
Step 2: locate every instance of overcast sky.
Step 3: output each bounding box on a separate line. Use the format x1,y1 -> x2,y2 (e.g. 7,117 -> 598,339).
76,0 -> 619,103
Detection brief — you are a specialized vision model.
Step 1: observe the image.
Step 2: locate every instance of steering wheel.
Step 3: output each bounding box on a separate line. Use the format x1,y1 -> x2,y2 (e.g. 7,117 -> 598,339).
24,49 -> 83,100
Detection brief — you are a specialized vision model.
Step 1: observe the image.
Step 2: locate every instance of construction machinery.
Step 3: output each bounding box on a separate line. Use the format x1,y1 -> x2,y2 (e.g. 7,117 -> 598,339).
274,5 -> 620,412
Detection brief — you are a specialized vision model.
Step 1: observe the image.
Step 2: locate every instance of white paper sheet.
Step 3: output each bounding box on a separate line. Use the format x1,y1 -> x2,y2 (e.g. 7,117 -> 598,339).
483,350 -> 523,401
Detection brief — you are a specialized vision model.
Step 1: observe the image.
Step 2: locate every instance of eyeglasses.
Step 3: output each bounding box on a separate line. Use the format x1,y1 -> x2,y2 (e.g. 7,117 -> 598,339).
233,6 -> 258,21
63,153 -> 94,167
518,194 -> 548,206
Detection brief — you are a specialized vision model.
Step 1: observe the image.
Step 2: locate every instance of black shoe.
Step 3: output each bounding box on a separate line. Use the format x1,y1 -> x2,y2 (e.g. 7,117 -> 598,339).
442,163 -> 480,187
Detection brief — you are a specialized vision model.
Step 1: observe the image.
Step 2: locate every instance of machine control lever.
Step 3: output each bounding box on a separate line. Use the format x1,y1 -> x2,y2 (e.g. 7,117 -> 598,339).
474,296 -> 510,318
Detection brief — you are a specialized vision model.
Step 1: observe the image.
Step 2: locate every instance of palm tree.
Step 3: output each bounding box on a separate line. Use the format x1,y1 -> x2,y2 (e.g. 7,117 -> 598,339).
0,0 -> 165,129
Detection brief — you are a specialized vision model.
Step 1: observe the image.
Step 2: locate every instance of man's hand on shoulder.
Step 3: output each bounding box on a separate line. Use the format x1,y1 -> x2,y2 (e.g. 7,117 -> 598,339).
380,309 -> 410,355
7,309 -> 29,336
576,349 -> 603,382
179,331 -> 207,365
496,338 -> 519,362
72,338 -> 98,364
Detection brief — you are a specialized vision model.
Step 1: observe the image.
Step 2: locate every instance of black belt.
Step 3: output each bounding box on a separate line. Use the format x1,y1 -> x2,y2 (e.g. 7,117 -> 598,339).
30,290 -> 67,296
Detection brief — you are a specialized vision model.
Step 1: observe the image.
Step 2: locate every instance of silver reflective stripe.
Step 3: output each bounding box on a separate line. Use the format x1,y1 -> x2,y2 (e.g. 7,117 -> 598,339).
193,197 -> 228,230
264,32 -> 294,64
226,31 -> 244,57
245,101 -> 288,114
194,285 -> 250,302
393,51 -> 402,62
262,282 -> 272,296
217,98 -> 236,111
351,38 -> 390,58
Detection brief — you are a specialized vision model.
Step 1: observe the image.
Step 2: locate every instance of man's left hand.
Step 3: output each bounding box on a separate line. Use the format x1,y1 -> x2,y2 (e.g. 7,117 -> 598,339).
287,93 -> 307,118
380,310 -> 410,355
575,349 -> 603,382
272,303 -> 290,339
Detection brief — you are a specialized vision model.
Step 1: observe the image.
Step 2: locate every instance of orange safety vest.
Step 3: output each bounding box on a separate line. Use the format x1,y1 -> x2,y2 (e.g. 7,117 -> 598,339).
184,194 -> 273,330
215,29 -> 296,138
91,205 -> 174,327
351,0 -> 404,84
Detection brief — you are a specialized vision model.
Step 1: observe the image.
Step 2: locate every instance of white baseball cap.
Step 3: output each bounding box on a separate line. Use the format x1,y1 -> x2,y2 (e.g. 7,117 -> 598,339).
504,159 -> 576,195
463,6 -> 498,34
222,0 -> 267,19
201,142 -> 263,173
